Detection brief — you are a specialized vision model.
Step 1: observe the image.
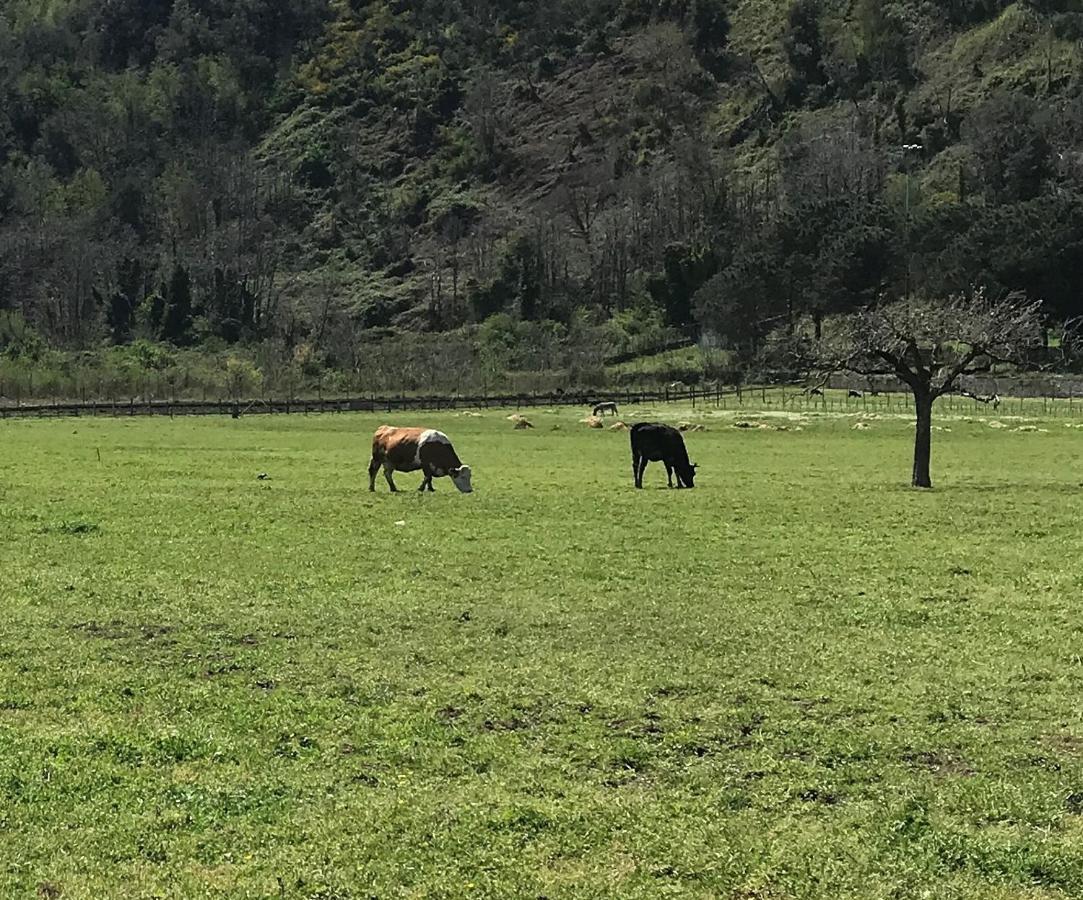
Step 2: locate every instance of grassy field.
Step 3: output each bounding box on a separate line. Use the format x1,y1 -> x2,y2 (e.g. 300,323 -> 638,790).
4,402 -> 1083,899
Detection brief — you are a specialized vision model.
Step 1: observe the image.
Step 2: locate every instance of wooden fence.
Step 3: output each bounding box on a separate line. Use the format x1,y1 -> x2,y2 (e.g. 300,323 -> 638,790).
1,384 -> 1081,419
0,388 -> 722,419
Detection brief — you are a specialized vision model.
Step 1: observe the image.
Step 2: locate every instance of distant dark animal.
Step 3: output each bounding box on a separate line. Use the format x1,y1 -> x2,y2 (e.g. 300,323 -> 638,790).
592,401 -> 619,417
630,423 -> 697,489
848,390 -> 863,398
807,387 -> 824,397
368,426 -> 473,493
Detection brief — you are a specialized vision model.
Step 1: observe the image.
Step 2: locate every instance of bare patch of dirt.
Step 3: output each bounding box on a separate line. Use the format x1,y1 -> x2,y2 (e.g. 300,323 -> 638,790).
903,749 -> 974,778
1044,733 -> 1083,755
72,620 -> 174,641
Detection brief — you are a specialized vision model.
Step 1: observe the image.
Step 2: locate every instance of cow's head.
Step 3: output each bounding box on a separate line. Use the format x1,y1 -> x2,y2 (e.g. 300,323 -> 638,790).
679,461 -> 698,488
450,465 -> 473,493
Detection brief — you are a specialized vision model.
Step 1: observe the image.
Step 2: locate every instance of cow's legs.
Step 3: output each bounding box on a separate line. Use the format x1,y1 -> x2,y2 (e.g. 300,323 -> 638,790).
635,456 -> 649,489
664,461 -> 674,488
368,456 -> 381,492
383,464 -> 398,492
418,466 -> 435,492
633,452 -> 643,488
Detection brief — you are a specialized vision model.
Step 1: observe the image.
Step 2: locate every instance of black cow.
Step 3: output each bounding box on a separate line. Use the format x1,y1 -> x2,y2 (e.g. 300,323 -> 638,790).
630,423 -> 697,489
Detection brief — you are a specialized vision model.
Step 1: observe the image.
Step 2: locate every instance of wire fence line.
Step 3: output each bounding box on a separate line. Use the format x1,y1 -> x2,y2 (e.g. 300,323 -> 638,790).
2,384 -> 1082,420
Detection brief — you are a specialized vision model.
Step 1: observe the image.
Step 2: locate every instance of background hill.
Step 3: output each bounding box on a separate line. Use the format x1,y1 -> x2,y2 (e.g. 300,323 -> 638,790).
2,0 -> 1083,394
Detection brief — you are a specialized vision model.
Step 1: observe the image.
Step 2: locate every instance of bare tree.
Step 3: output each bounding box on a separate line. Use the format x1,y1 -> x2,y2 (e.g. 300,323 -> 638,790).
801,289 -> 1042,488
779,113 -> 889,202
461,69 -> 511,165
626,24 -> 706,135
558,162 -> 616,283
442,216 -> 461,311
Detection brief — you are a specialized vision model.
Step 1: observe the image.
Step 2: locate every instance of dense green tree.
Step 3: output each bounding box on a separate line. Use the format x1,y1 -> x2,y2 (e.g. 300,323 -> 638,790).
964,92 -> 1053,202
782,0 -> 828,105
693,250 -> 786,360
160,264 -> 194,345
647,243 -> 718,327
687,0 -> 730,78
856,0 -> 912,85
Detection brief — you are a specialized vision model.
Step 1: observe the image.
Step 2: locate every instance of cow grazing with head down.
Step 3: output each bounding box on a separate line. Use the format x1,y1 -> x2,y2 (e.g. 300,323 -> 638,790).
630,422 -> 697,489
368,426 -> 473,493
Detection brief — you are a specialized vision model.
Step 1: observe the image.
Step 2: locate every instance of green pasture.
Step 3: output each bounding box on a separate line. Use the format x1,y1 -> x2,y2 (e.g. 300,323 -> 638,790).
3,404 -> 1083,898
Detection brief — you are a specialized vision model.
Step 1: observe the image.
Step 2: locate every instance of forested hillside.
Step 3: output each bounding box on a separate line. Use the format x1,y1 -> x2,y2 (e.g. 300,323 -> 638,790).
2,0 -> 1083,392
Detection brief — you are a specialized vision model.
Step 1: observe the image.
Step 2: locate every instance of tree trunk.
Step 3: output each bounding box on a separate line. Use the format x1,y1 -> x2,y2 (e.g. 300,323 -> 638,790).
912,390 -> 933,488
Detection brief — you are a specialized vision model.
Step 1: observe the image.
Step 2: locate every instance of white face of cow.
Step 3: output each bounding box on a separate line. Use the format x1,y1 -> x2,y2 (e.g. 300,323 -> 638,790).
450,465 -> 473,493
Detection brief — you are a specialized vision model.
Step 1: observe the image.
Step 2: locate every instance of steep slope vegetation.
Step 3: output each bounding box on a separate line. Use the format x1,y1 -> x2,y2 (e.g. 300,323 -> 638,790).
1,1 -> 1082,366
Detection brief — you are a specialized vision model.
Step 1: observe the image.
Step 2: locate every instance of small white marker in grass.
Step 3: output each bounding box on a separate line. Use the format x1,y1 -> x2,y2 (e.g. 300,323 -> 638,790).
394,520 -> 406,527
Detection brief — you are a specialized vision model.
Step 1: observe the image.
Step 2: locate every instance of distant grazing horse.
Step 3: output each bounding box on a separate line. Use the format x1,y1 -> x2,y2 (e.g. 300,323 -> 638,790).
960,389 -> 1001,409
593,401 -> 619,417
630,423 -> 697,489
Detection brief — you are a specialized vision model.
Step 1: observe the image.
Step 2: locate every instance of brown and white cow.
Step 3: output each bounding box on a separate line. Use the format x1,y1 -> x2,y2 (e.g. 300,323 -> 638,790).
368,426 -> 473,493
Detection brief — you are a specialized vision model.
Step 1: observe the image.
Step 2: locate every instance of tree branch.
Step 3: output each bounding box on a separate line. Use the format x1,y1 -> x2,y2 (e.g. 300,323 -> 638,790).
931,347 -> 982,397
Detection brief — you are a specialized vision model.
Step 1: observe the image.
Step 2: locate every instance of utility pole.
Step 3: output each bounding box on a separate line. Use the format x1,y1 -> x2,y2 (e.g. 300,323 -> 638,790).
902,143 -> 923,300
